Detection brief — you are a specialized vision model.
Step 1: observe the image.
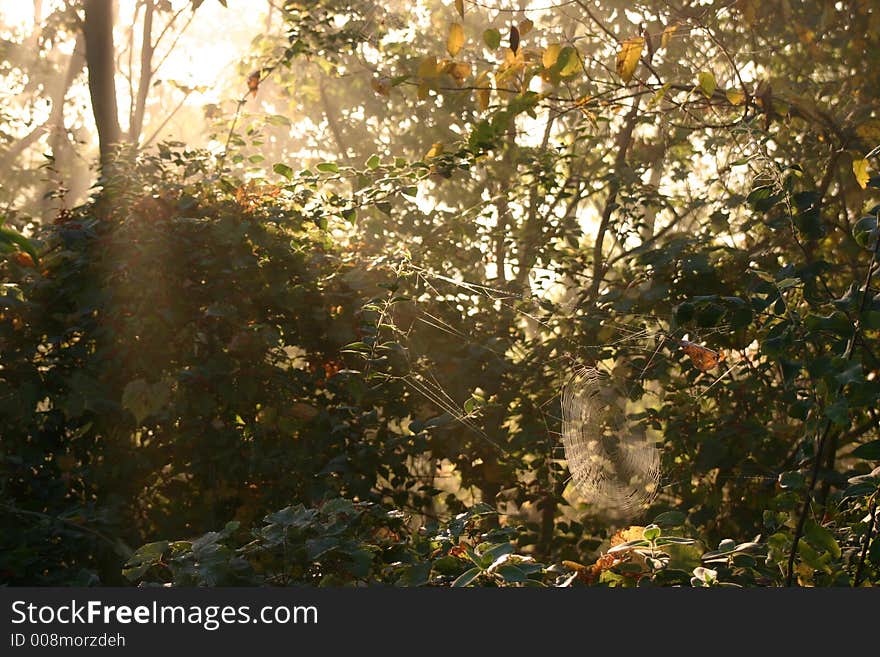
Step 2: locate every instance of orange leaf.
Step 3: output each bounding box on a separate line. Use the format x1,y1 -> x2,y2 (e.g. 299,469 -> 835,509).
247,70 -> 261,97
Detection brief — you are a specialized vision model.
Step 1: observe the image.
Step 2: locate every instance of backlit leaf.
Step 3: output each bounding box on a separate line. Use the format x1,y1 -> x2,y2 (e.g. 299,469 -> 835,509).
272,162 -> 293,179
447,22 -> 465,58
483,28 -> 501,49
698,71 -> 716,98
726,88 -> 745,105
543,44 -> 561,69
661,23 -> 679,49
425,142 -> 444,159
558,46 -> 581,77
418,56 -> 440,79
519,18 -> 533,36
475,70 -> 491,111
616,36 -> 644,83
454,0 -> 464,19
853,158 -> 869,189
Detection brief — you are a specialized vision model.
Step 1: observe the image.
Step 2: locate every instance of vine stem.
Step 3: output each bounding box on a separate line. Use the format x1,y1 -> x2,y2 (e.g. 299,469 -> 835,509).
785,223 -> 880,586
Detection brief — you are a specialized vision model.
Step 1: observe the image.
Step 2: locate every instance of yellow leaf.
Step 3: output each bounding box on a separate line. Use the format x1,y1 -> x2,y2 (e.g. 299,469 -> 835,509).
455,0 -> 464,19
611,526 -> 645,547
519,18 -> 534,36
853,158 -> 870,189
425,142 -> 444,159
698,71 -> 716,98
418,56 -> 439,79
543,43 -> 561,69
476,87 -> 490,111
725,88 -> 745,105
615,36 -> 644,83
661,23 -> 679,49
447,22 -> 465,58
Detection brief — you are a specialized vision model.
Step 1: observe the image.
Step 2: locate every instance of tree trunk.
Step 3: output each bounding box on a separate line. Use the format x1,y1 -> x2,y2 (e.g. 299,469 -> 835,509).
82,0 -> 122,172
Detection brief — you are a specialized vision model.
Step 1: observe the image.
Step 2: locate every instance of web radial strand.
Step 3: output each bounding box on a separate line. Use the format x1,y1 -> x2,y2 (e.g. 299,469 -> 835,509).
560,367 -> 660,516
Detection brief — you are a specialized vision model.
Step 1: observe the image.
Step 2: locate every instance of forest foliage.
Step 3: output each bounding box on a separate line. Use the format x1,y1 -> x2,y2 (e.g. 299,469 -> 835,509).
1,0 -> 879,587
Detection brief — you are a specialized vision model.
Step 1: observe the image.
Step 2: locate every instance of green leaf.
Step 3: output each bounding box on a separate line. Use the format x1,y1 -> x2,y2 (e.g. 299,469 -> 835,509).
842,482 -> 878,498
608,539 -> 649,554
305,536 -> 338,559
396,561 -> 431,587
852,440 -> 880,460
835,363 -> 863,386
642,524 -> 661,541
804,311 -> 852,336
655,536 -> 695,545
316,162 -> 340,173
273,162 -> 294,179
824,397 -> 849,426
557,46 -> 582,77
776,277 -> 801,290
452,567 -> 481,587
480,542 -> 514,566
852,215 -> 879,249
123,541 -> 169,581
804,520 -> 841,559
340,341 -> 371,353
495,564 -> 527,583
365,154 -> 381,170
464,545 -> 482,568
0,226 -> 39,263
698,71 -> 716,98
778,471 -> 805,490
483,28 -> 501,49
653,510 -> 686,527
121,378 -> 172,425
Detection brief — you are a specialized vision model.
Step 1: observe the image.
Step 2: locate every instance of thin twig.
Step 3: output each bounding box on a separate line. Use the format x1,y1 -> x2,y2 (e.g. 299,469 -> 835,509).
854,495 -> 877,586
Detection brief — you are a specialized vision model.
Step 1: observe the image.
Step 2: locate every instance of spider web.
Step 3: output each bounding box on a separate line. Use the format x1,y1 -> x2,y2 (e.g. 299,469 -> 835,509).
366,259 -> 768,517
560,366 -> 661,517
